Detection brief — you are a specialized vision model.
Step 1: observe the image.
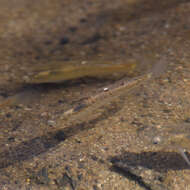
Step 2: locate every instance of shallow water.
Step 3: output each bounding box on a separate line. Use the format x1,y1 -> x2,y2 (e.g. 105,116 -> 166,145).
0,0 -> 190,189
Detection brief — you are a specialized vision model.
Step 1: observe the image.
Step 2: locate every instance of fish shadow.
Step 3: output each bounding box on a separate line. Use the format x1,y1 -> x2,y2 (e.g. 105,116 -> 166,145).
108,151 -> 190,190
0,97 -> 122,170
109,150 -> 190,172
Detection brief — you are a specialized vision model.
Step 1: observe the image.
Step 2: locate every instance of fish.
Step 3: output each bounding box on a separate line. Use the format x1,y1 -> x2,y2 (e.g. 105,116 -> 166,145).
27,60 -> 137,84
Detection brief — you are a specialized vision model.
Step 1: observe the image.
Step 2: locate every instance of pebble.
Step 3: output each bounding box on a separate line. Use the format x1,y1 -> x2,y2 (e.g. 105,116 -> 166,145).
41,112 -> 48,117
24,107 -> 32,111
103,87 -> 109,92
152,136 -> 162,144
47,120 -> 56,126
22,75 -> 30,82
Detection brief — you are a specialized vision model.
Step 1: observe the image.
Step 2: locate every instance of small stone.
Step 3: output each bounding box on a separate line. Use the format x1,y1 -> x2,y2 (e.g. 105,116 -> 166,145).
47,120 -> 56,126
81,60 -> 87,64
103,87 -> 109,92
41,112 -> 48,117
24,107 -> 32,111
22,75 -> 30,82
164,23 -> 170,28
152,136 -> 162,144
155,125 -> 162,129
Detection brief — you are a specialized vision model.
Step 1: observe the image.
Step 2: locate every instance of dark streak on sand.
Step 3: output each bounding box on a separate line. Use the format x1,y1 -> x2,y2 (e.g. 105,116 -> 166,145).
0,101 -> 122,169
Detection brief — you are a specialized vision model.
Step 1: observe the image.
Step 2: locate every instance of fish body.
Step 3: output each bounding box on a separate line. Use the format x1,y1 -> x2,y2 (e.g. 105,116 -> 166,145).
28,60 -> 137,83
